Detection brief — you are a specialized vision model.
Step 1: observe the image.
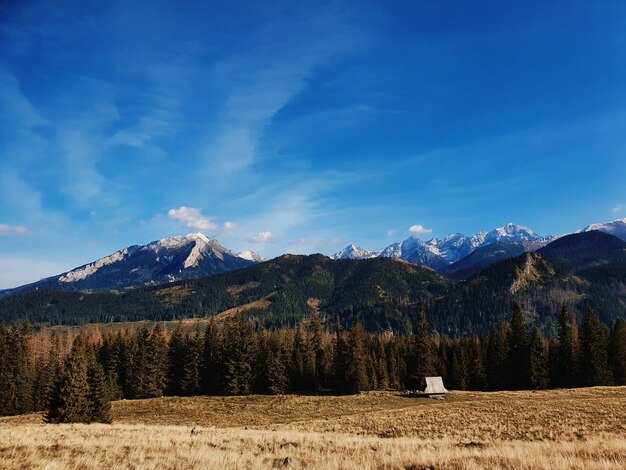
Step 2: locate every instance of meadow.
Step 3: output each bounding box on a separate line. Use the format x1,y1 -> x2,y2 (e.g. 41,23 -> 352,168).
1,387 -> 625,469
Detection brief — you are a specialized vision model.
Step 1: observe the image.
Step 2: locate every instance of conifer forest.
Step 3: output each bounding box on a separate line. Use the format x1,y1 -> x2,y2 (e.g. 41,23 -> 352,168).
1,305 -> 625,422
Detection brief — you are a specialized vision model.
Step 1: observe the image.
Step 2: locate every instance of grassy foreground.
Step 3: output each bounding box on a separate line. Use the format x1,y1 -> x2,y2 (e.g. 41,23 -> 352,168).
1,387 -> 626,469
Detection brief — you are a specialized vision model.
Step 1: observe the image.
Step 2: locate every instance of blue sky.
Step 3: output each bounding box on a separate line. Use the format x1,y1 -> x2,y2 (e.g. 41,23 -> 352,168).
1,0 -> 625,288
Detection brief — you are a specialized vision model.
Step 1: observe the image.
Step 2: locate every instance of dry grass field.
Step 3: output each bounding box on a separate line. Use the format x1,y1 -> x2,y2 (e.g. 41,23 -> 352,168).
1,387 -> 626,469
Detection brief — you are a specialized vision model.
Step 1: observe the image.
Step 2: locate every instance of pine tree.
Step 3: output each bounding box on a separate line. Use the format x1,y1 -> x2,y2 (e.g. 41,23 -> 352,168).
266,340 -> 289,394
143,324 -> 168,397
375,337 -> 390,390
407,305 -> 435,390
167,322 -> 187,395
46,335 -> 91,423
0,323 -> 34,415
33,334 -> 61,411
99,333 -> 122,400
87,360 -> 111,423
0,320 -> 9,415
291,322 -> 309,390
609,319 -> 626,385
448,346 -> 467,390
579,308 -> 612,386
309,310 -> 326,390
346,317 -> 369,393
332,318 -> 350,392
119,329 -> 141,398
386,337 -> 402,390
201,318 -> 222,393
557,304 -> 577,388
528,328 -> 549,389
468,336 -> 488,391
180,332 -> 201,395
508,304 -> 529,389
223,316 -> 253,394
485,324 -> 509,390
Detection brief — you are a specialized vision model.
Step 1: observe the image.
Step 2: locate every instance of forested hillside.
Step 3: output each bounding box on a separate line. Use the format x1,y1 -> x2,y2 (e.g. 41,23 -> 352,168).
1,232 -> 625,334
0,255 -> 451,333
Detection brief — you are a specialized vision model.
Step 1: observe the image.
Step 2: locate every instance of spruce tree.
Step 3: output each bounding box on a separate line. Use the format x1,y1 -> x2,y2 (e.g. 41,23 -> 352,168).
167,322 -> 187,395
201,318 -> 222,393
291,322 -> 309,390
99,333 -> 122,400
468,336 -> 488,391
557,304 -> 577,388
579,308 -> 612,386
144,323 -> 168,397
346,316 -> 369,393
407,306 -> 435,390
386,337 -> 402,390
609,319 -> 626,385
0,323 -> 34,415
0,320 -> 9,415
33,335 -> 61,411
309,310 -> 326,390
46,335 -> 91,423
332,318 -> 350,392
180,332 -> 201,395
375,337 -> 390,390
223,316 -> 253,394
266,341 -> 289,394
508,304 -> 529,389
87,360 -> 111,423
448,346 -> 467,390
528,328 -> 549,389
485,324 -> 509,390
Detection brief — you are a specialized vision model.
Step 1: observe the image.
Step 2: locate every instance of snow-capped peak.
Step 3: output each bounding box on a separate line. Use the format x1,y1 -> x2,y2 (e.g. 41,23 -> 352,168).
581,217 -> 626,242
237,250 -> 268,262
186,232 -> 211,243
482,223 -> 539,245
332,244 -> 379,260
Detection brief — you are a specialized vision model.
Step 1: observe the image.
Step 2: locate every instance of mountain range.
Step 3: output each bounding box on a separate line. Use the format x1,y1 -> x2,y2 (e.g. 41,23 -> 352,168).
334,223 -> 553,270
2,229 -> 625,334
333,219 -> 626,277
2,218 -> 626,297
5,233 -> 265,294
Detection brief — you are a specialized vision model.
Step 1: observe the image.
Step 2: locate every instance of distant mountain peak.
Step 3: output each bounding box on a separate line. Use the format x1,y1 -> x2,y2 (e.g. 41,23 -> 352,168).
581,218 -> 626,242
332,245 -> 379,260
237,250 -> 269,262
11,234 -> 261,294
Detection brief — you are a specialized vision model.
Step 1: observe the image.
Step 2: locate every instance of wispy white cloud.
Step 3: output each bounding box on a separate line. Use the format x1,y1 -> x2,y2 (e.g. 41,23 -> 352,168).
0,224 -> 28,235
167,206 -> 218,231
409,224 -> 432,235
0,65 -> 47,129
387,229 -> 397,237
248,231 -> 273,243
223,221 -> 238,231
612,204 -> 624,213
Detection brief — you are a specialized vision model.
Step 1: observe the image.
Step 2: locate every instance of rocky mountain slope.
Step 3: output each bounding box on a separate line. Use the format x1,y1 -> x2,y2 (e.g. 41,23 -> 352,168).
5,233 -> 263,294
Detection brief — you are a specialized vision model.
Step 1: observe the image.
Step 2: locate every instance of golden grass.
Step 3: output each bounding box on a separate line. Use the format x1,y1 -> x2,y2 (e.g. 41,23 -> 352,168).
212,297 -> 273,321
1,387 -> 626,469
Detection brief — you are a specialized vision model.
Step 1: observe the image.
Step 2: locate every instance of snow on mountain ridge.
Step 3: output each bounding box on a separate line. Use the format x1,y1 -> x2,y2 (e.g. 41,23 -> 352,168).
55,233 -> 261,287
332,244 -> 379,260
59,246 -> 139,283
351,223 -> 545,270
581,218 -> 626,242
237,250 -> 269,262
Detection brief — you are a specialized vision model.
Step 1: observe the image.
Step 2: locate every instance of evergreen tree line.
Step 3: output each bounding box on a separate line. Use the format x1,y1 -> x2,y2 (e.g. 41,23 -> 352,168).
1,305 -> 625,421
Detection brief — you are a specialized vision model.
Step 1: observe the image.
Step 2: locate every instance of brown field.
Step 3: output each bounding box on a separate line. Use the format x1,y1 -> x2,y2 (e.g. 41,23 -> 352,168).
1,387 -> 626,469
